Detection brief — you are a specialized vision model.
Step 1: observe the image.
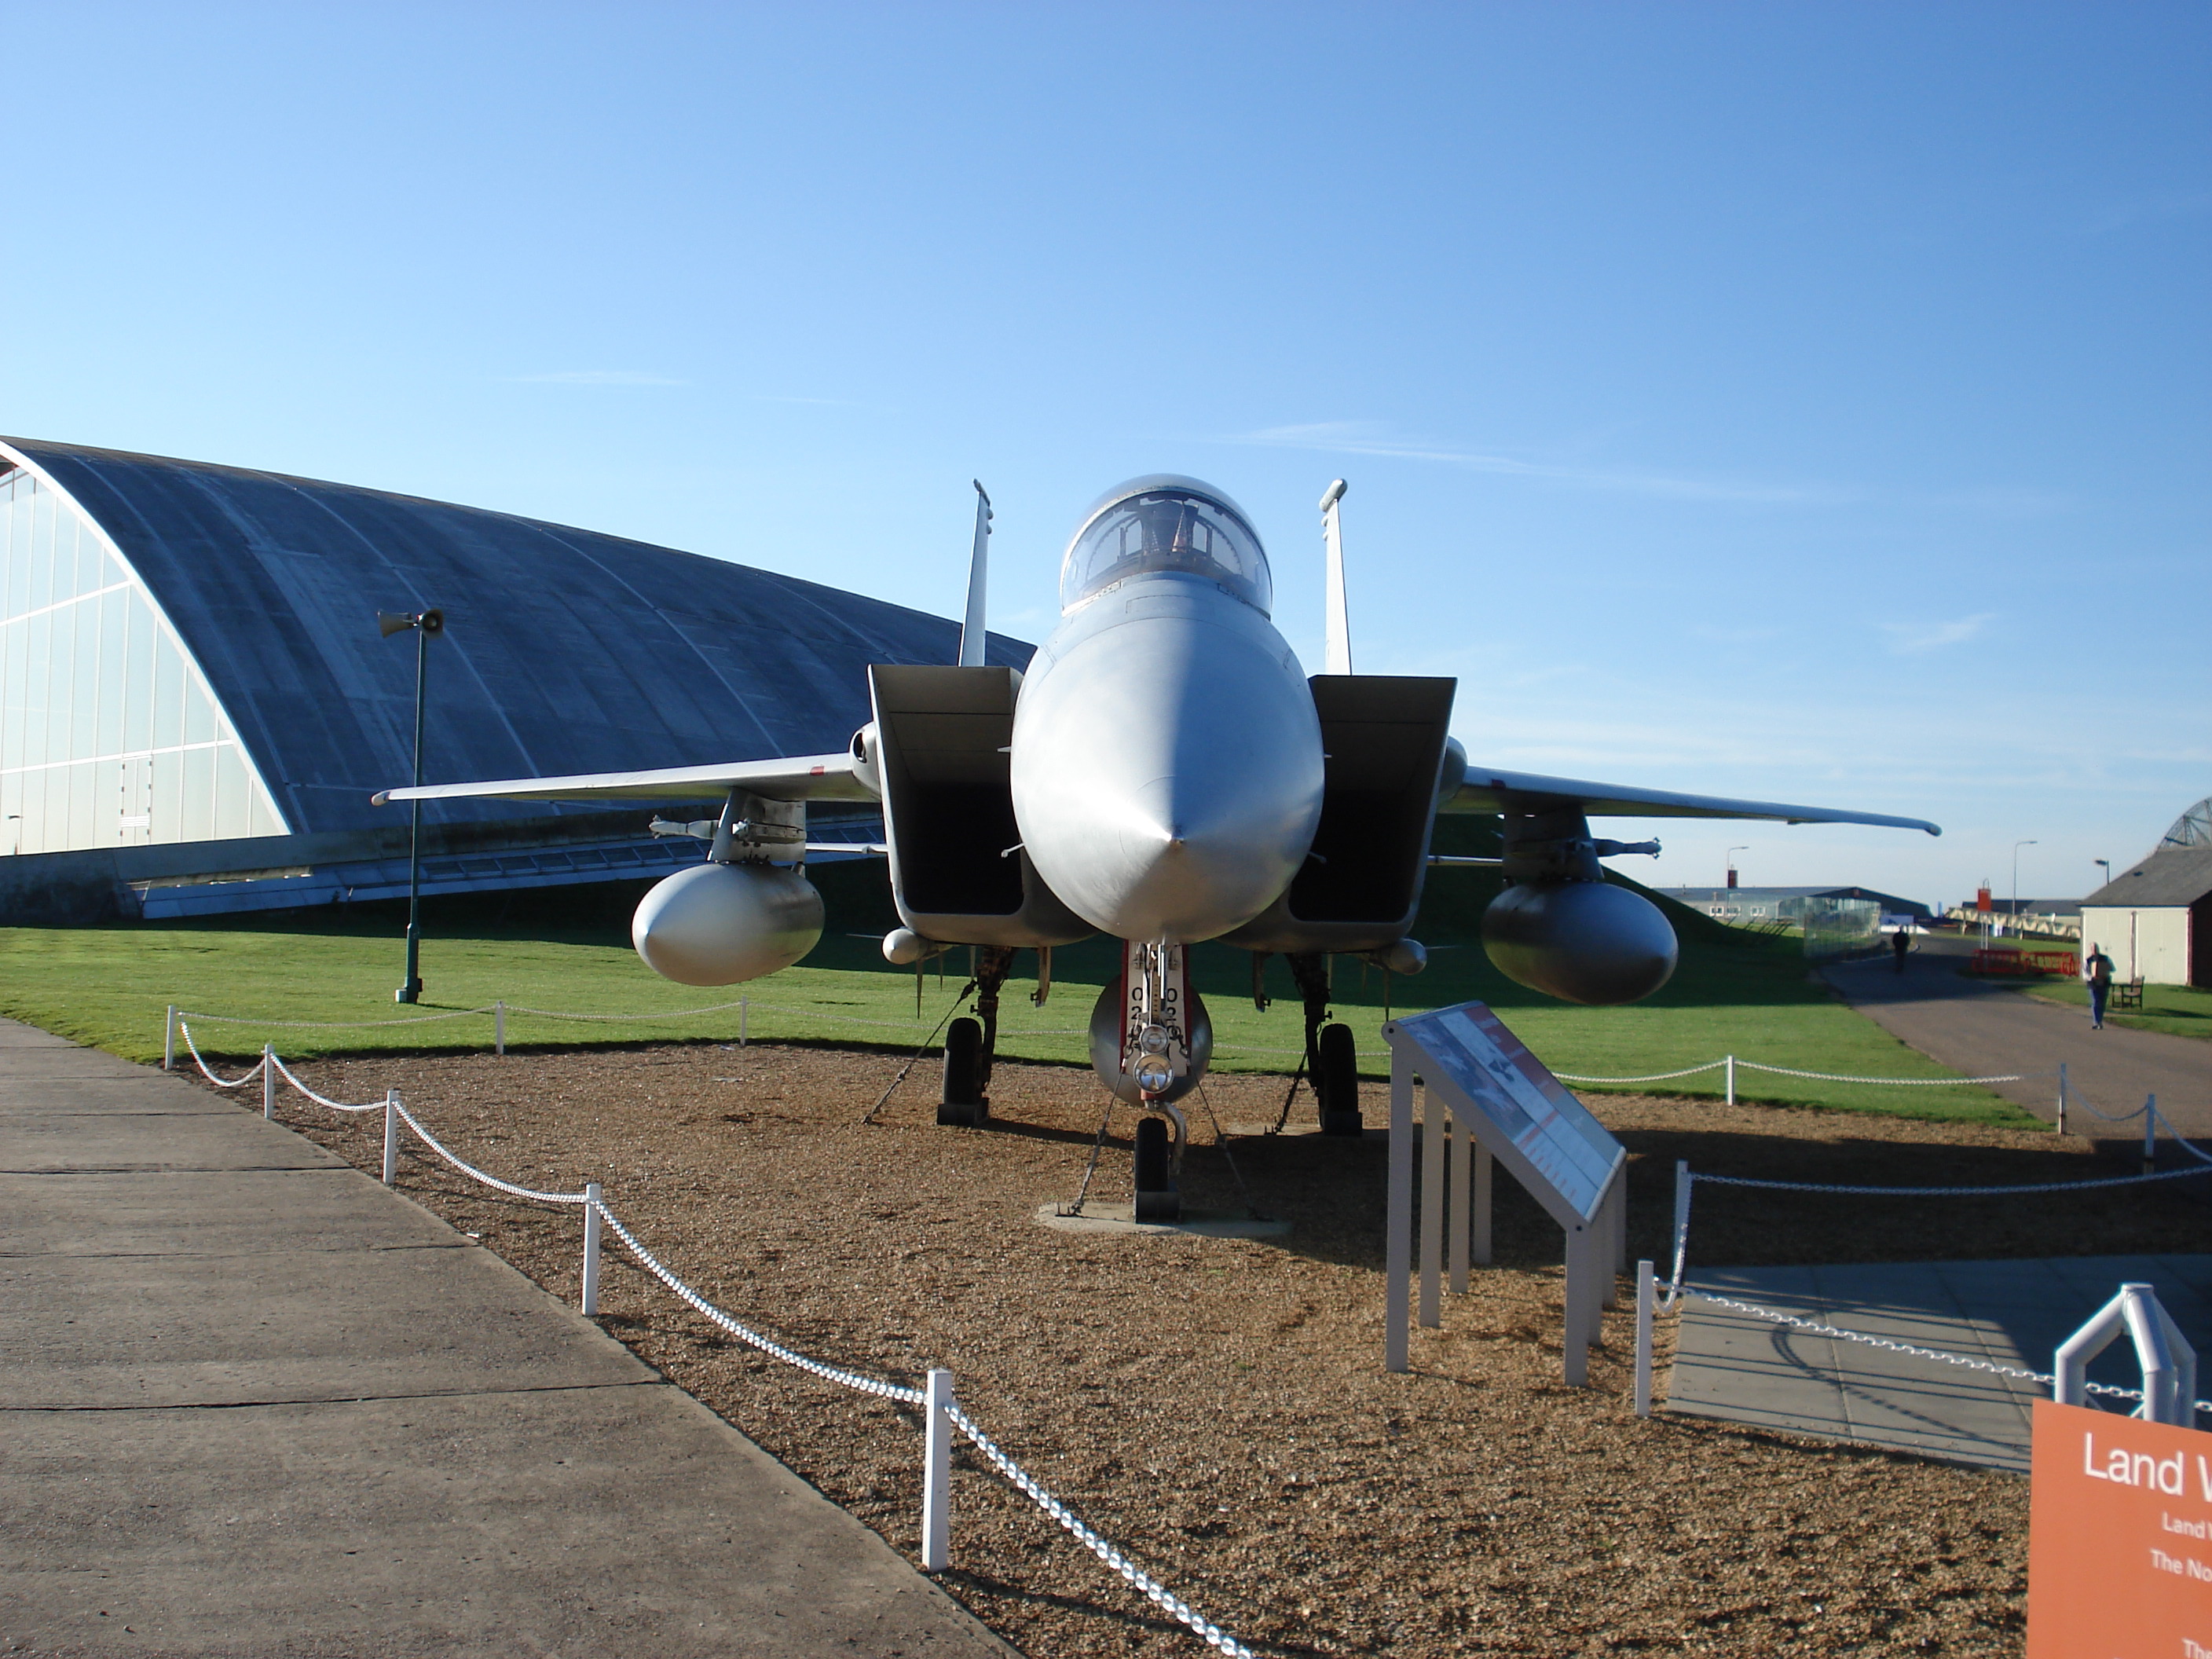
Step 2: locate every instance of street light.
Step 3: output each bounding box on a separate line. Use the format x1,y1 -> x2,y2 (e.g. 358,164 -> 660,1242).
2012,839 -> 2038,935
378,607 -> 445,1002
2093,858 -> 2111,892
1725,846 -> 1749,890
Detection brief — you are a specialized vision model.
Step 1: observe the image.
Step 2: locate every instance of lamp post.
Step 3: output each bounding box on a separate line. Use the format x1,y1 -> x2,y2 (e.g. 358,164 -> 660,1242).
2012,839 -> 2038,937
1725,846 -> 1749,891
378,608 -> 444,1002
2093,858 -> 2111,892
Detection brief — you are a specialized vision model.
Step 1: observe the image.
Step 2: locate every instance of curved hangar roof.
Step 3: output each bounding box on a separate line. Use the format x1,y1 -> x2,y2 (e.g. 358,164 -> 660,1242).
0,437 -> 1027,840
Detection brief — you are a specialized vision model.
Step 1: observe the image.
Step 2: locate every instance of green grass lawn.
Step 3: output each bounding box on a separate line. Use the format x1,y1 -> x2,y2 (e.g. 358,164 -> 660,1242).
0,844 -> 2040,1128
2019,976 -> 2212,1041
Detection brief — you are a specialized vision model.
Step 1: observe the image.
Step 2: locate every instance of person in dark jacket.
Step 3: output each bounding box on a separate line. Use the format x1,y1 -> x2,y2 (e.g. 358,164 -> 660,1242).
2083,944 -> 2115,1030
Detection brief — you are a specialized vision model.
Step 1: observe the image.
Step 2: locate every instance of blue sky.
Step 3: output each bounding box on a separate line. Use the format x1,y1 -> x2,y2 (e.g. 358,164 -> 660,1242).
5,2 -> 2205,909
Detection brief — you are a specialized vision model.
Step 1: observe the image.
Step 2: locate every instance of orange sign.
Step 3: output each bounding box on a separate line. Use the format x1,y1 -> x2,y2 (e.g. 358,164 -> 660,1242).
2027,1399 -> 2212,1657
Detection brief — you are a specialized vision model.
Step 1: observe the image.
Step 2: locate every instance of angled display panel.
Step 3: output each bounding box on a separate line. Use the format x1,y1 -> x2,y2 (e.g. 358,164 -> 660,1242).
1389,1001 -> 1621,1222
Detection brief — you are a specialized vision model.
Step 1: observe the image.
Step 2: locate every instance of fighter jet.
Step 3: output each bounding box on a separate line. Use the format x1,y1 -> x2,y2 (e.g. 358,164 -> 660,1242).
380,475 -> 1936,1216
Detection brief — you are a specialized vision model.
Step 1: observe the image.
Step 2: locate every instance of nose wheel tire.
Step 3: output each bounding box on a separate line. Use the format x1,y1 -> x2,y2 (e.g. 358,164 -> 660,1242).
1133,1114 -> 1180,1221
937,1016 -> 989,1126
1317,1022 -> 1363,1136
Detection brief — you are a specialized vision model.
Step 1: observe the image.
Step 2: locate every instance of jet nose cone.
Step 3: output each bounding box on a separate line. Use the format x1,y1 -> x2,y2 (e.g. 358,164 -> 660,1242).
1010,610 -> 1326,943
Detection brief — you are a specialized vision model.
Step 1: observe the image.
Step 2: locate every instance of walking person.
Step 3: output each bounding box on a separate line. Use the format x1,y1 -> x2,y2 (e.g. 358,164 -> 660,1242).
1891,925 -> 1912,974
2083,942 -> 2115,1030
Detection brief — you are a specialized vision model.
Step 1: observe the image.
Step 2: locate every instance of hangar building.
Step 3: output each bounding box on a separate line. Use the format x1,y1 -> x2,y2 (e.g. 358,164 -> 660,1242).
2081,798 -> 2212,987
0,437 -> 1023,925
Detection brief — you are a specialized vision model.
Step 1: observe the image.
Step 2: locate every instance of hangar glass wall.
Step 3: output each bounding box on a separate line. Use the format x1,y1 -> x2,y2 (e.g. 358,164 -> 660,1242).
0,467 -> 287,855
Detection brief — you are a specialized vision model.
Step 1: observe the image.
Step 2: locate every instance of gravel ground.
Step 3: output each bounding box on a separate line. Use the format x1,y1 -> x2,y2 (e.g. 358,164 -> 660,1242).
232,1042 -> 2209,1657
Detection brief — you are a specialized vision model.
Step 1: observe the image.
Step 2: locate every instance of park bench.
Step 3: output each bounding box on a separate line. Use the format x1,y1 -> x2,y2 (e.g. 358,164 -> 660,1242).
2112,977 -> 2144,1010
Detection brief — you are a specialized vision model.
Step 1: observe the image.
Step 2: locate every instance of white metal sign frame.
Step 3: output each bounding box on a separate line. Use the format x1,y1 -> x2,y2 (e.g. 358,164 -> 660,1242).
1383,1002 -> 1628,1385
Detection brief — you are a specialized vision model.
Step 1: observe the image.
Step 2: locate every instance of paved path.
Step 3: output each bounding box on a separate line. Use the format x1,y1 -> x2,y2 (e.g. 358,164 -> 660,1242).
0,1019 -> 1008,1658
1667,1254 -> 2212,1472
1824,939 -> 2211,1139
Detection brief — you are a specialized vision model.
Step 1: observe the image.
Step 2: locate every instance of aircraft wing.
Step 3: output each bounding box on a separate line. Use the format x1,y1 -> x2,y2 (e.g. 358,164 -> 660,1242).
1446,763 -> 1940,835
373,752 -> 877,807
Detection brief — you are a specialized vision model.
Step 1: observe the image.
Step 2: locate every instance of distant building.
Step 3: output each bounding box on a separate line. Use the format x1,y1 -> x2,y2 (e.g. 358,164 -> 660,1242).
1661,885 -> 1932,925
2080,800 -> 2212,987
0,438 -> 1024,924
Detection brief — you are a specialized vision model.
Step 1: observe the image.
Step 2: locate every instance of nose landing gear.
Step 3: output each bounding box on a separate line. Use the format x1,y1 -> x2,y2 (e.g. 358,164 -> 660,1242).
1131,1108 -> 1185,1221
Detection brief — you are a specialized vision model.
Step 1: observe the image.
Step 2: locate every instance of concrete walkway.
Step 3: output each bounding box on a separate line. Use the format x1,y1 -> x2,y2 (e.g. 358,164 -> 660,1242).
1667,1254 -> 2212,1473
0,1019 -> 1008,1657
1825,938 -> 2211,1138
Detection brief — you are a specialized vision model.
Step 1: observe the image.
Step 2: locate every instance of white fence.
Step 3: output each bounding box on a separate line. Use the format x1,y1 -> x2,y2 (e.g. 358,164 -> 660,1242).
174,1019 -> 1254,1659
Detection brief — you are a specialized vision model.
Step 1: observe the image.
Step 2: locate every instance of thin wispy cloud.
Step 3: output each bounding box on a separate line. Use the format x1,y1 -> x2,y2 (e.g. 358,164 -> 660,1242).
1234,421 -> 1850,506
1883,612 -> 1995,654
506,370 -> 687,386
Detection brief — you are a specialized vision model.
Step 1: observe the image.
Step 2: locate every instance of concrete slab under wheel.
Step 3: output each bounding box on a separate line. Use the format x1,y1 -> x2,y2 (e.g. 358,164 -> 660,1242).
0,1018 -> 1010,1657
1033,1200 -> 1291,1238
1666,1254 -> 2212,1473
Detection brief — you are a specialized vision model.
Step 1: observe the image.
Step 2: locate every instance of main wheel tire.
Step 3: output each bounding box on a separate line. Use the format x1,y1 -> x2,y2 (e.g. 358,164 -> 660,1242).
1317,1022 -> 1362,1135
1132,1115 -> 1178,1221
937,1017 -> 985,1126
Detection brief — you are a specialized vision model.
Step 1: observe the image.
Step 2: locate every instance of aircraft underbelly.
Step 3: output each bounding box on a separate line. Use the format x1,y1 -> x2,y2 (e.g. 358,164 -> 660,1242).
1010,602 -> 1324,943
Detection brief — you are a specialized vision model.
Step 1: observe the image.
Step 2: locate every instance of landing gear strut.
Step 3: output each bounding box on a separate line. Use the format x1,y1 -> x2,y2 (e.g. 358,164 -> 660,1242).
1287,951 -> 1362,1136
939,946 -> 1016,1126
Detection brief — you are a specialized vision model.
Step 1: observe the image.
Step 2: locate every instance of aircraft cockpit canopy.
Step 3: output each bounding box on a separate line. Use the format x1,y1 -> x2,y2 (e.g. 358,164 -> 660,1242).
1060,476 -> 1272,616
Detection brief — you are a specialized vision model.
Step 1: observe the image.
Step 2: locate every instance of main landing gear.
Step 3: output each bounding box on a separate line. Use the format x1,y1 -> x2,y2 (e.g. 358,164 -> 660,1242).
1286,951 -> 1363,1137
939,945 -> 1017,1127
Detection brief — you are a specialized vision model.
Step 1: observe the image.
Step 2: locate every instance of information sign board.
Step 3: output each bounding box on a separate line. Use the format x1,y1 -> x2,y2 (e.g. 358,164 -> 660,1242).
1382,1000 -> 1628,1383
1387,1002 -> 1621,1225
2027,1398 -> 2211,1657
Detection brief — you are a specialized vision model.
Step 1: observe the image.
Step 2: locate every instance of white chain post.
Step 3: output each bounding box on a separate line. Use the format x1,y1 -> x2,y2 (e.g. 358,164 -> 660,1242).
1669,1160 -> 1692,1298
581,1183 -> 602,1315
383,1090 -> 400,1185
1724,1053 -> 1735,1106
163,1005 -> 177,1071
262,1044 -> 275,1119
495,1000 -> 505,1057
739,997 -> 749,1047
2056,1062 -> 2067,1135
2144,1094 -> 2159,1174
922,1368 -> 954,1572
1634,1259 -> 1655,1417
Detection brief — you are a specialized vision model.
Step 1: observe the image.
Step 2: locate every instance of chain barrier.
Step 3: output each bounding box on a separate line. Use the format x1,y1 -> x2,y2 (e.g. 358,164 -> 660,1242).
177,1022 -> 267,1087
944,1402 -> 1257,1658
387,1099 -> 593,1205
593,1203 -> 1254,1654
1556,1061 -> 1727,1084
1693,1165 -> 2209,1198
1684,1287 -> 2212,1422
1736,1060 -> 2037,1085
174,999 -> 1083,1039
2066,1076 -> 2149,1123
209,1032 -> 1254,1658
265,1052 -> 387,1113
181,1006 -> 496,1029
2151,1101 -> 2212,1166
